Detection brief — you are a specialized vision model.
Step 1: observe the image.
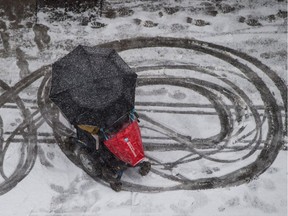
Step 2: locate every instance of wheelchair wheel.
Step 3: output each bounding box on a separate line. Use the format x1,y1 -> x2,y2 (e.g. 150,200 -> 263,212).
78,148 -> 102,177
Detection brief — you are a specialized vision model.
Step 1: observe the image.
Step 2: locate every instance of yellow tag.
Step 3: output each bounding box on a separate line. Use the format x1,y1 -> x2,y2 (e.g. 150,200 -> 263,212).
78,124 -> 99,134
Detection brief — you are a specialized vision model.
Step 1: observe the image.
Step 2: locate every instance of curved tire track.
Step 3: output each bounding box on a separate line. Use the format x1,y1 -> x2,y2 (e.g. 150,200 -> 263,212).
0,37 -> 286,193
42,37 -> 285,191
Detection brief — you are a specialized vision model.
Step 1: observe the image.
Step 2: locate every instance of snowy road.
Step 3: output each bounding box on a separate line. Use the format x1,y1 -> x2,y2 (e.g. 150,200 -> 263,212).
0,36 -> 286,194
0,0 -> 287,215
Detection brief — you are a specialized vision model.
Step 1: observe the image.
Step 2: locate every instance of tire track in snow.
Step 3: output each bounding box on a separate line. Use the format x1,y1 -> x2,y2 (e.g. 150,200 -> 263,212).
97,37 -> 286,191
0,37 -> 286,193
0,78 -> 39,195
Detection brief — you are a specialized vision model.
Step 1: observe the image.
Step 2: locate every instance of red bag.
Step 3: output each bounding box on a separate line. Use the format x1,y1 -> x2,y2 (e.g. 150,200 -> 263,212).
103,120 -> 145,166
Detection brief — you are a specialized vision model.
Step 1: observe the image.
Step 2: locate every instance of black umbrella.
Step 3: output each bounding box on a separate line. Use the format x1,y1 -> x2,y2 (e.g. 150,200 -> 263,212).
49,45 -> 137,129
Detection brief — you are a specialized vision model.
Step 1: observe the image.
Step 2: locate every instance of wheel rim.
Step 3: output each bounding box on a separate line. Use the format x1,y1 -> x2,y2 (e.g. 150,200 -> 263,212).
79,154 -> 94,173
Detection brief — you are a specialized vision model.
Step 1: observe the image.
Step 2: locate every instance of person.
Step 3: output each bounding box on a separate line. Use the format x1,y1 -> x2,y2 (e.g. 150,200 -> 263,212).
63,112 -> 150,191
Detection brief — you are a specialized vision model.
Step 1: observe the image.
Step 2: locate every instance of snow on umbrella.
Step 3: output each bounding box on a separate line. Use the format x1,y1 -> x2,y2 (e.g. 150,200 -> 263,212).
49,45 -> 137,129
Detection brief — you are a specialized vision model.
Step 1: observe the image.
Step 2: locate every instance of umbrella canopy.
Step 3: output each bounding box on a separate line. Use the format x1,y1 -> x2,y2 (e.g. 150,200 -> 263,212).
49,45 -> 137,128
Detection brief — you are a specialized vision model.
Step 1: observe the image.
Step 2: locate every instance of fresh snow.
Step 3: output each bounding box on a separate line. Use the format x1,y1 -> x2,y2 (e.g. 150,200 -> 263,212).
0,0 -> 287,215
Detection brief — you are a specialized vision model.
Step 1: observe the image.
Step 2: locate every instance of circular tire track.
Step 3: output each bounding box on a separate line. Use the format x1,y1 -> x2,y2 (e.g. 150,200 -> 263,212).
37,37 -> 286,192
136,65 -> 264,163
101,37 -> 285,191
0,66 -> 51,195
0,79 -> 38,195
1,37 -> 285,193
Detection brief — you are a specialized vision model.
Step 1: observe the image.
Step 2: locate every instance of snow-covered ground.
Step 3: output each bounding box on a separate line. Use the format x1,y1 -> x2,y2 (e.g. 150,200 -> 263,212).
0,0 -> 287,215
